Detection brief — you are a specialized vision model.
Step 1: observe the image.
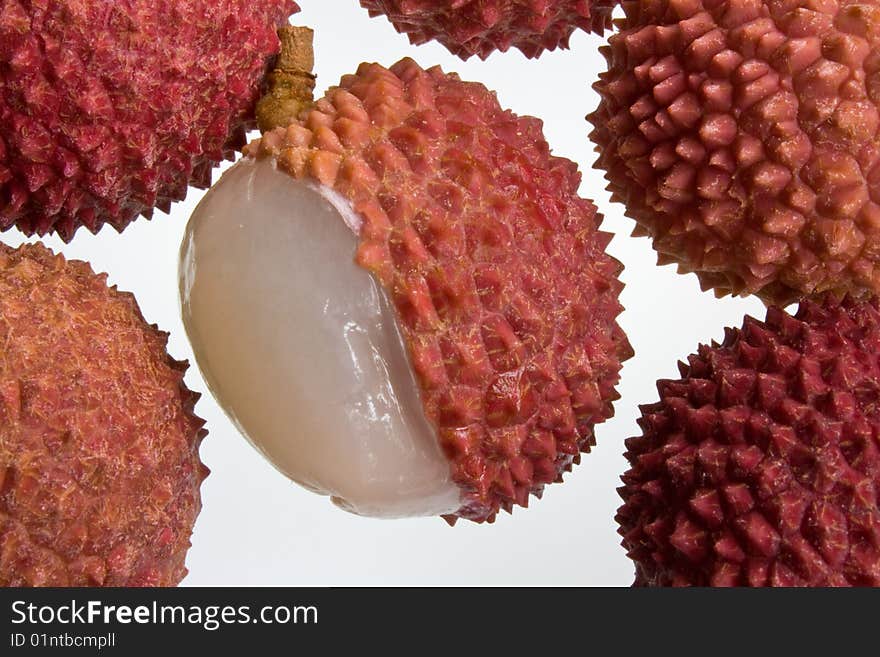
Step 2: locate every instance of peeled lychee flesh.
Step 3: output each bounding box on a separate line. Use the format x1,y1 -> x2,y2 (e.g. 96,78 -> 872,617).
182,158 -> 460,518
590,0 -> 880,306
0,0 -> 299,241
180,58 -> 631,523
618,296 -> 880,586
359,0 -> 615,60
0,242 -> 207,587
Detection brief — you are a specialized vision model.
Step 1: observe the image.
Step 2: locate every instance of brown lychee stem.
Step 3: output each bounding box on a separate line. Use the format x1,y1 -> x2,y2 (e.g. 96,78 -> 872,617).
256,26 -> 316,133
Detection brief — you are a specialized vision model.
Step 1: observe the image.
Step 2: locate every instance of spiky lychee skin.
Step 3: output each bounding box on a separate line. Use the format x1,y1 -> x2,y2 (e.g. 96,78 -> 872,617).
590,0 -> 880,306
618,297 -> 880,586
360,1 -> 615,60
249,58 -> 631,522
0,242 -> 207,586
0,0 -> 298,241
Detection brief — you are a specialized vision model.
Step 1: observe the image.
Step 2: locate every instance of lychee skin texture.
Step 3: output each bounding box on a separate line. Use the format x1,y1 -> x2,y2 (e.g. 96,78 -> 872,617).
0,243 -> 207,586
618,297 -> 880,586
590,0 -> 880,306
359,1 -> 615,60
250,58 -> 631,523
0,0 -> 299,241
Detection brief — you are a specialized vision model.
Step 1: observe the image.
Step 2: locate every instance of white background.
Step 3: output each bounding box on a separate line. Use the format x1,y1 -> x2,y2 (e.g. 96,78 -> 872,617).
4,3 -> 767,586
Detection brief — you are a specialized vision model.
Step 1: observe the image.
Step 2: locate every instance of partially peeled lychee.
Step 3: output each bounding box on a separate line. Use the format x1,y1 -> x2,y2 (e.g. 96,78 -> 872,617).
359,0 -> 616,60
180,58 -> 631,523
0,0 -> 299,241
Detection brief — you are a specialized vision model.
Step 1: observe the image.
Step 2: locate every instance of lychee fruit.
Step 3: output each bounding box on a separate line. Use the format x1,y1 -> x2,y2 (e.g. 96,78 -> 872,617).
0,0 -> 299,241
359,1 -> 616,60
589,0 -> 880,306
179,58 -> 631,523
0,242 -> 207,587
618,296 -> 880,586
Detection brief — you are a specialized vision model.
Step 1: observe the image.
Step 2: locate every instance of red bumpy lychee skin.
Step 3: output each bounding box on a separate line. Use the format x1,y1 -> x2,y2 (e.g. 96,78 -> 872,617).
590,0 -> 880,306
250,58 -> 632,522
359,0 -> 615,60
618,296 -> 880,586
0,0 -> 298,241
0,243 -> 207,586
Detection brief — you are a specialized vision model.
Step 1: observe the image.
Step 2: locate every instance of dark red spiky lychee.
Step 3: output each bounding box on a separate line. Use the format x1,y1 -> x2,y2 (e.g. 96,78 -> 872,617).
180,57 -> 632,523
0,242 -> 207,587
0,0 -> 299,241
618,296 -> 880,586
590,0 -> 880,306
359,0 -> 616,60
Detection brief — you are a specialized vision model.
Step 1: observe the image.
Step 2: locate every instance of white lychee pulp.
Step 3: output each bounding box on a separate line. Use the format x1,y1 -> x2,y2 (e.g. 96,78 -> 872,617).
180,157 -> 461,518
